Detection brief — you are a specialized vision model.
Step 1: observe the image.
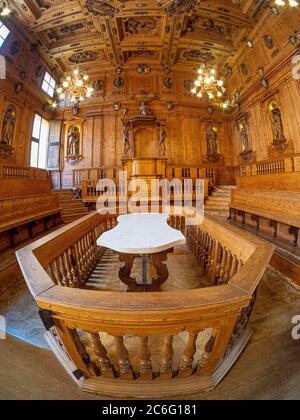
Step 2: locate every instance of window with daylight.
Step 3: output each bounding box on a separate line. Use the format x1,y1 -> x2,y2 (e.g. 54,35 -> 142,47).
0,21 -> 10,49
41,71 -> 56,98
30,114 -> 50,169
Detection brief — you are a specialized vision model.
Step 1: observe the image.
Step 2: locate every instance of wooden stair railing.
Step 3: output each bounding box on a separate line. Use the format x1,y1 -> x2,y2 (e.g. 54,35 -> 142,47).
16,212 -> 274,398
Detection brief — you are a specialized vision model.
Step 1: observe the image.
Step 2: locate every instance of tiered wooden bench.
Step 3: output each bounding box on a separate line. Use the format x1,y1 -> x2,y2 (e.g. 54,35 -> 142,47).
0,194 -> 61,250
230,189 -> 300,248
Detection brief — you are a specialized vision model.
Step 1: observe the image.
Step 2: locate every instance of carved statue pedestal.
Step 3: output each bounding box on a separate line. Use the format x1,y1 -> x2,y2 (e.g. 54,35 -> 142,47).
65,154 -> 83,166
239,149 -> 253,162
272,138 -> 288,152
0,143 -> 14,159
206,153 -> 222,163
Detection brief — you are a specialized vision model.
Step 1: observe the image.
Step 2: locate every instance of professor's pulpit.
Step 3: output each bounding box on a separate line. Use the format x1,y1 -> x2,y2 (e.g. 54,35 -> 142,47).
121,105 -> 168,194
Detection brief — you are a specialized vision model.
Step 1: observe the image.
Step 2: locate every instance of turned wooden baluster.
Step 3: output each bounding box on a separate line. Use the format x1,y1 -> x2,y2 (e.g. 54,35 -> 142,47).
215,243 -> 223,281
58,254 -> 69,287
114,336 -> 134,380
70,328 -> 98,376
160,335 -> 174,380
197,330 -> 218,374
63,250 -> 76,288
139,336 -> 153,380
218,247 -> 227,284
229,255 -> 239,279
79,237 -> 88,282
90,333 -> 115,379
74,241 -> 85,286
178,331 -> 199,377
198,229 -> 205,262
209,239 -> 220,284
223,251 -> 233,284
205,236 -> 214,275
199,232 -> 208,268
53,258 -> 64,286
84,233 -> 93,272
68,248 -> 80,287
46,262 -> 58,285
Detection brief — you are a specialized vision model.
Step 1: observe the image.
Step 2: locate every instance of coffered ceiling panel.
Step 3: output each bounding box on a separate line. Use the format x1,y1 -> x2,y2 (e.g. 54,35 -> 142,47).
9,0 -> 267,73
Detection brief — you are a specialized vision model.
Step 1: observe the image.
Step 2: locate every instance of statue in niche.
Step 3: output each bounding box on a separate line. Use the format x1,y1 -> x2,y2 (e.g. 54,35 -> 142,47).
206,125 -> 218,154
1,106 -> 16,145
270,104 -> 287,150
206,125 -> 220,162
240,120 -> 250,152
123,123 -> 131,156
157,122 -> 167,156
67,126 -> 80,156
238,116 -> 252,162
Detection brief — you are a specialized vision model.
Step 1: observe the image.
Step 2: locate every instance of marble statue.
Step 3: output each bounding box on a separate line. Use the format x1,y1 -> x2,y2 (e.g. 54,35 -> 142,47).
1,106 -> 16,145
67,126 -> 80,156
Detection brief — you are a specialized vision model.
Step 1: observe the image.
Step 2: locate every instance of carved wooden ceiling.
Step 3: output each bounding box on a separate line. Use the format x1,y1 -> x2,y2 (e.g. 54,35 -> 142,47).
9,0 -> 267,75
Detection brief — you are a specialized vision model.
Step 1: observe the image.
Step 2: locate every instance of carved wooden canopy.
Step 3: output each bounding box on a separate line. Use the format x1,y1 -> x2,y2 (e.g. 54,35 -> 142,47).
9,0 -> 266,76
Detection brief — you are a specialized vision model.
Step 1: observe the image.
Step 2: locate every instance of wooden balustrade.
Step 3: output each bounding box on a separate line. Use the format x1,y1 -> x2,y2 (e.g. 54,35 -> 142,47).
238,153 -> 300,178
16,212 -> 273,398
0,164 -> 51,198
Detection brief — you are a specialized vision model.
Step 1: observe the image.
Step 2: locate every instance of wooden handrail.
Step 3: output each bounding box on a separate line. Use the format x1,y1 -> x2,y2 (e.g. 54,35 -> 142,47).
16,212 -> 274,398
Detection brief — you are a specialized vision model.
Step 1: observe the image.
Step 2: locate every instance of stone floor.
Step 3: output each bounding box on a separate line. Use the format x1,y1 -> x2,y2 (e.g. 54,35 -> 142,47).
86,245 -> 210,291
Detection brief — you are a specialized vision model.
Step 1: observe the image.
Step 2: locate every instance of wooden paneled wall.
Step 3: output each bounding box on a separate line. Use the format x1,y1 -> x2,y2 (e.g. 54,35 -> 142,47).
0,18 -> 54,169
228,8 -> 300,165
55,68 -> 234,188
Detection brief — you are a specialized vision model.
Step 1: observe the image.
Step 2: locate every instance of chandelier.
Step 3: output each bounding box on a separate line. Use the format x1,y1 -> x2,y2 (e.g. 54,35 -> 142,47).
274,0 -> 299,6
57,69 -> 94,104
191,65 -> 226,106
0,1 -> 11,16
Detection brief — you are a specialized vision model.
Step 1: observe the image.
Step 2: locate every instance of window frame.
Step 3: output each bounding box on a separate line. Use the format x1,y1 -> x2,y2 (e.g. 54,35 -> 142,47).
30,113 -> 50,169
0,20 -> 10,50
41,71 -> 56,98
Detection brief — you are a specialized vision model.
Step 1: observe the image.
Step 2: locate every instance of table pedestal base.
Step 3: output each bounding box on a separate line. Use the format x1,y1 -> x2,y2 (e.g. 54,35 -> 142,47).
119,249 -> 172,292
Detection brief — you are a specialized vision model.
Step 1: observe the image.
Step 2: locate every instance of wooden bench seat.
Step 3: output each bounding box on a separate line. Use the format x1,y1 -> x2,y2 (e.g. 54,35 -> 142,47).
230,189 -> 300,246
0,193 -> 61,251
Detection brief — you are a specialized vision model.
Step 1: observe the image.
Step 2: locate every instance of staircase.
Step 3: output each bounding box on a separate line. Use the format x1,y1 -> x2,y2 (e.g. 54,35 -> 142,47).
57,189 -> 89,224
205,185 -> 236,218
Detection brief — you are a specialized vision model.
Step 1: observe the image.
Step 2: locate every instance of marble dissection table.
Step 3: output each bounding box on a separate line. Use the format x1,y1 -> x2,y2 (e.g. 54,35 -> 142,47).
97,213 -> 186,292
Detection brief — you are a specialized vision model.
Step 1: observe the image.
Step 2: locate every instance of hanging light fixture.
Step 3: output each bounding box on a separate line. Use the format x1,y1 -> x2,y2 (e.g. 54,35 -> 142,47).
274,0 -> 299,6
0,1 -> 11,16
191,65 -> 227,107
56,69 -> 94,104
